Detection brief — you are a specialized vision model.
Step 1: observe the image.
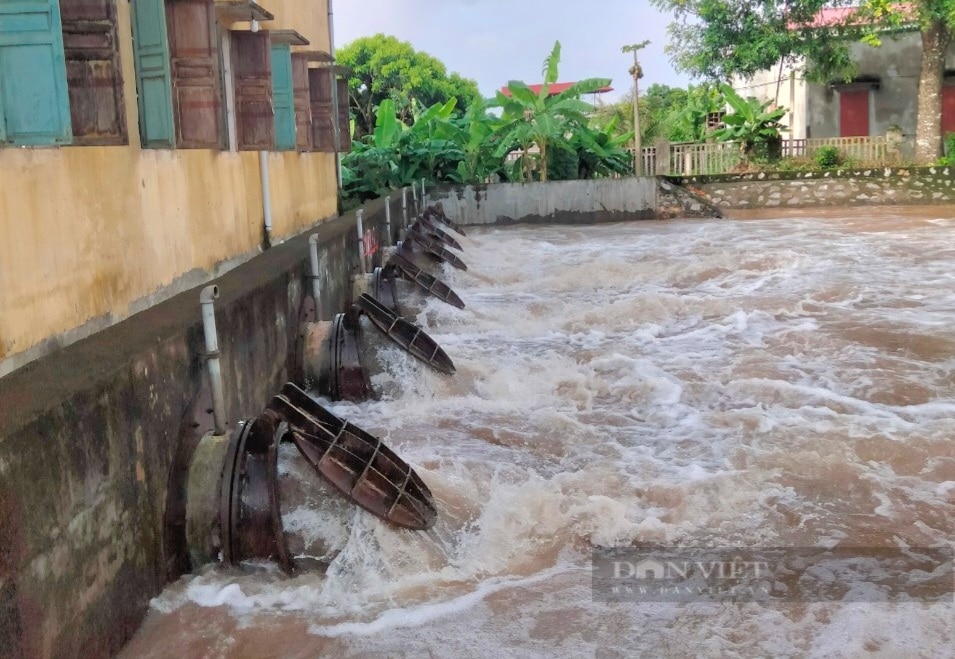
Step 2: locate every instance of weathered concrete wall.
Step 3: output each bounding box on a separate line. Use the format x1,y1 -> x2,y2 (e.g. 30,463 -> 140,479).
679,167 -> 955,209
0,0 -> 338,380
0,204 -> 389,658
430,178 -> 658,225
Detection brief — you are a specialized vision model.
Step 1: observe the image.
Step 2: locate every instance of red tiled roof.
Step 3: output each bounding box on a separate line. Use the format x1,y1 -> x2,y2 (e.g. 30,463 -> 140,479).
790,4 -> 916,29
500,82 -> 614,97
799,7 -> 859,28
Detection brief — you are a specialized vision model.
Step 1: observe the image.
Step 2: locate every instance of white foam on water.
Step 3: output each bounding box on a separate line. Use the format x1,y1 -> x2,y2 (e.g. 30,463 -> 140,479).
139,212 -> 955,657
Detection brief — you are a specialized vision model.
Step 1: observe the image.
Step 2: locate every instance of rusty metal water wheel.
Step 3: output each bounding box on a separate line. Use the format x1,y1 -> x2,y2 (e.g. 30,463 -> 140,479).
219,383 -> 437,574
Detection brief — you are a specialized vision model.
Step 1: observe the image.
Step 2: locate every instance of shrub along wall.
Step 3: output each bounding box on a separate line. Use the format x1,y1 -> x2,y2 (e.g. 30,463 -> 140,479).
677,167 -> 955,209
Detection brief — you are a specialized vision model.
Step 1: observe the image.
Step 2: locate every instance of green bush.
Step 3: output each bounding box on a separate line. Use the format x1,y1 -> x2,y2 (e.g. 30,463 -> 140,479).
938,133 -> 955,166
815,146 -> 842,169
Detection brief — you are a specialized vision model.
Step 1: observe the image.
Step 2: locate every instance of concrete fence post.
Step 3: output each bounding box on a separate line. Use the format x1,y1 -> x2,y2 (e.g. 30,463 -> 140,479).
655,139 -> 670,176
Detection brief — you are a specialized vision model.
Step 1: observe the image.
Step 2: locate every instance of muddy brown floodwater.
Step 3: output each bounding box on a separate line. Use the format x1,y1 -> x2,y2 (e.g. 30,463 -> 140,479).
122,206 -> 955,658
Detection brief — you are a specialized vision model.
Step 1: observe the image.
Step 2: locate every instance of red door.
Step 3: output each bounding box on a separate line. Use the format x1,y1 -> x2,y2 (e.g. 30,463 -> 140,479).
942,87 -> 955,136
839,90 -> 870,137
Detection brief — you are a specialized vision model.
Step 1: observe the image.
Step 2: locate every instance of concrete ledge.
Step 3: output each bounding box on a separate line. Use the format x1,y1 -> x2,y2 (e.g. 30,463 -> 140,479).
430,178 -> 659,225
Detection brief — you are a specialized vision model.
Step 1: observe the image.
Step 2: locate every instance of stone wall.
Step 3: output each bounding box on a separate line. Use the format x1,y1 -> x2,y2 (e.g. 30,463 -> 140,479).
679,167 -> 955,210
0,205 -> 389,658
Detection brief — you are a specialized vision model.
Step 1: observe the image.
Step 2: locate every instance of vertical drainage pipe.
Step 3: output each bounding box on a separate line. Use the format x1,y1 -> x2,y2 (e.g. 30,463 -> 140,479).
327,0 -> 343,191
200,285 -> 227,436
259,151 -> 273,246
384,196 -> 392,245
308,234 -> 322,314
411,182 -> 418,217
420,178 -> 426,208
401,187 -> 409,239
356,209 -> 367,274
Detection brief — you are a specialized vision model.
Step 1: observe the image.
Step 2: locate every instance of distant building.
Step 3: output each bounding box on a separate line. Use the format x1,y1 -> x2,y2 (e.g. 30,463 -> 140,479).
731,6 -> 945,144
500,82 -> 614,98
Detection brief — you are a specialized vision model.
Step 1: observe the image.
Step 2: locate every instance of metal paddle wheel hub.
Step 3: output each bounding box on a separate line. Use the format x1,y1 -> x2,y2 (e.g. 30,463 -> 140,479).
373,265 -> 401,315
323,311 -> 372,402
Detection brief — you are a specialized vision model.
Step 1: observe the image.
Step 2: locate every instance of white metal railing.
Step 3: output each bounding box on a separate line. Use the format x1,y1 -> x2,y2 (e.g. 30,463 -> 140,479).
523,135 -> 896,178
782,136 -> 888,163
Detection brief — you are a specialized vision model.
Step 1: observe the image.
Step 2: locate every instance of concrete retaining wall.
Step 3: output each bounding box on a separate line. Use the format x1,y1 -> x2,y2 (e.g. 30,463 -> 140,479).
680,167 -> 955,209
429,178 -> 659,225
0,205 -> 392,658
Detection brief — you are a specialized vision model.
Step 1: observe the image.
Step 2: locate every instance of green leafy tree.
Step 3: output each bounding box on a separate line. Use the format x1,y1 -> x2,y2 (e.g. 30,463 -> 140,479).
593,84 -> 720,145
651,0 -> 955,162
337,35 -> 481,138
493,41 -> 610,181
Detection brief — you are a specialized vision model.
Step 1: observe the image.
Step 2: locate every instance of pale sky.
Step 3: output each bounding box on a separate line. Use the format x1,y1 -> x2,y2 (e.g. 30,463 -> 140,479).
333,0 -> 692,103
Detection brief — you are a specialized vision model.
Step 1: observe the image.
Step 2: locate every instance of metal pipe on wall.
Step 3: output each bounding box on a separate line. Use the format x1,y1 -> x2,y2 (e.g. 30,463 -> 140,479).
384,196 -> 392,245
356,209 -> 367,274
401,187 -> 409,239
308,234 -> 323,315
199,285 -> 227,436
327,0 -> 343,190
258,151 -> 273,245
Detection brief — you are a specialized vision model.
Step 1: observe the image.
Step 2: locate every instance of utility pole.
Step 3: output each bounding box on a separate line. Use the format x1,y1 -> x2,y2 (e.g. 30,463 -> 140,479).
622,41 -> 650,177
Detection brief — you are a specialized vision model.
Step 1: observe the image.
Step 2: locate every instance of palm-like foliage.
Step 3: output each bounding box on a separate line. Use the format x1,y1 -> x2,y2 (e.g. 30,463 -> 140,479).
340,40 -> 636,204
712,83 -> 787,160
493,41 -> 611,181
572,116 -> 635,178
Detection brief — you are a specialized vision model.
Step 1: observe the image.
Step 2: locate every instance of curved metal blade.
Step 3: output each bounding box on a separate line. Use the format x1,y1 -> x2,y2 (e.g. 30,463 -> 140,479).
415,217 -> 463,251
424,206 -> 467,236
356,293 -> 456,375
389,253 -> 465,309
267,383 -> 437,530
409,232 -> 469,271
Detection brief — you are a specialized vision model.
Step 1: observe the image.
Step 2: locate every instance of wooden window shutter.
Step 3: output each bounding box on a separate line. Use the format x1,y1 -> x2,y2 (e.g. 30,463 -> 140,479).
130,0 -> 175,147
60,0 -> 126,145
337,77 -> 351,151
166,0 -> 221,148
308,67 -> 334,152
0,0 -> 72,146
231,30 -> 273,151
270,43 -> 295,150
291,54 -> 312,151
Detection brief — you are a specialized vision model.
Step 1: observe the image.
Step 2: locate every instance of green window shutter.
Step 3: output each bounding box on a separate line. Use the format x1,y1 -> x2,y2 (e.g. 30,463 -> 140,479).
130,0 -> 174,148
270,43 -> 295,151
0,0 -> 72,146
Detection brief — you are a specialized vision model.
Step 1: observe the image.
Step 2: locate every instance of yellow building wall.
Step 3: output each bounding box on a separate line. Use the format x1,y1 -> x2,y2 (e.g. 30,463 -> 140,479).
0,0 -> 338,376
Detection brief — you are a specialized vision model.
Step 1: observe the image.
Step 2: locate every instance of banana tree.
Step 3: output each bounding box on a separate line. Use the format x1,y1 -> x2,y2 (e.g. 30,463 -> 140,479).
444,98 -> 502,183
712,83 -> 788,161
572,115 -> 635,178
493,41 -> 611,181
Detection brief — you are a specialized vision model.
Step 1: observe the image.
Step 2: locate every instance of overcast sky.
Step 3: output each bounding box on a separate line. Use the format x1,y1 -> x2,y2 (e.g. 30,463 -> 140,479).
334,0 -> 692,103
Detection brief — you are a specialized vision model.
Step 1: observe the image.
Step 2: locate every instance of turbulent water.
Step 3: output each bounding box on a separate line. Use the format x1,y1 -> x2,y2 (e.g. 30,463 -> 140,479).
124,208 -> 955,658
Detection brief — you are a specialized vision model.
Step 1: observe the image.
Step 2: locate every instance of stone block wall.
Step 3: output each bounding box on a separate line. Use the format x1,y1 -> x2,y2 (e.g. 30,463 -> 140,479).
678,167 -> 955,210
